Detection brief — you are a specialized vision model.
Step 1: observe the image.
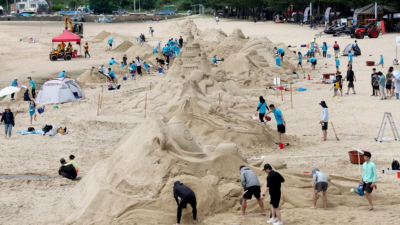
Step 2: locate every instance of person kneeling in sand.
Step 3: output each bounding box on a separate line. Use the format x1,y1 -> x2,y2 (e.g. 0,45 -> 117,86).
239,165 -> 265,217
173,181 -> 199,225
58,158 -> 77,180
310,168 -> 328,209
107,68 -> 118,84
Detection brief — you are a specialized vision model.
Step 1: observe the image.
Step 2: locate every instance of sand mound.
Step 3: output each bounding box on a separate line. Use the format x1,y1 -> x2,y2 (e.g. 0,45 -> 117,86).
210,29 -> 248,59
77,69 -> 107,84
198,28 -> 227,43
113,41 -> 134,52
92,31 -> 111,42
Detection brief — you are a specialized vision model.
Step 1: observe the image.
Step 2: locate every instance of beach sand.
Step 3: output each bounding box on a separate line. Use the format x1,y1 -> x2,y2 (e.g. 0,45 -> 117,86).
0,16 -> 400,224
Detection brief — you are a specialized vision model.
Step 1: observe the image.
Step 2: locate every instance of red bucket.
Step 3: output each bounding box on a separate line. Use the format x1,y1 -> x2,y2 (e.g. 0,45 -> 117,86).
279,143 -> 284,149
397,172 -> 400,178
277,86 -> 284,91
348,150 -> 369,164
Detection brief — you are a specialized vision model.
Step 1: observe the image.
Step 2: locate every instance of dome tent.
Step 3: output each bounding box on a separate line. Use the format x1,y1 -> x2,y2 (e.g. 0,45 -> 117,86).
35,78 -> 85,105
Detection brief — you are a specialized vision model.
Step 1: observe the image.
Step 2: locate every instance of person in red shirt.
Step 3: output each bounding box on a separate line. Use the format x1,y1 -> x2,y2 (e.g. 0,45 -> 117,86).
84,42 -> 91,58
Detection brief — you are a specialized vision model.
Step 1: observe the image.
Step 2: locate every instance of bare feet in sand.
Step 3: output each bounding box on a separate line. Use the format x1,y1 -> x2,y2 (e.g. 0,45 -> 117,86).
239,214 -> 246,218
310,206 -> 317,209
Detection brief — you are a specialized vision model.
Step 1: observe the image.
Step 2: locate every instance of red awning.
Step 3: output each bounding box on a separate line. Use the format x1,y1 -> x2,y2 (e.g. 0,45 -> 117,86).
52,29 -> 81,43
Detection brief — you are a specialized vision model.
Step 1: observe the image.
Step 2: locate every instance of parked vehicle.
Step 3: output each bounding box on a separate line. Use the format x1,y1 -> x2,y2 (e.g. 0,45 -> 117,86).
112,9 -> 128,15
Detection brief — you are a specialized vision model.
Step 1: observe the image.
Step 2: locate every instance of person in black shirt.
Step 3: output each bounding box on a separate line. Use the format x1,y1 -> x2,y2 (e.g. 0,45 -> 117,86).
173,181 -> 199,225
335,71 -> 343,96
345,66 -> 357,95
371,68 -> 377,96
261,164 -> 285,225
179,36 -> 183,47
58,158 -> 77,180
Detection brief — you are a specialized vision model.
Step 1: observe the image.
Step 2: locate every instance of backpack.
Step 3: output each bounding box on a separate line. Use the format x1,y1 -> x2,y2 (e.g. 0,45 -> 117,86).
392,159 -> 400,170
42,125 -> 53,134
28,127 -> 35,132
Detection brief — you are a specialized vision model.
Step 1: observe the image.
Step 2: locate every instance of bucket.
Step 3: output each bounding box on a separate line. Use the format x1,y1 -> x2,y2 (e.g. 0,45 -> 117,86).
327,54 -> 331,58
348,150 -> 369,164
366,61 -> 375,66
279,143 -> 284,149
277,86 -> 284,91
397,172 -> 400,178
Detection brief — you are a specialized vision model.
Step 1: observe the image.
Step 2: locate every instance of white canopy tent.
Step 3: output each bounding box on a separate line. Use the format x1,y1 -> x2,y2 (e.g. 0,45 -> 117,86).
35,77 -> 85,105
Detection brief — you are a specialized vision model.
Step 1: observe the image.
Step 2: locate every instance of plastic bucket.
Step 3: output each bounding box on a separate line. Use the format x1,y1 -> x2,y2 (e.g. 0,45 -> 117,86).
327,54 -> 331,58
348,150 -> 369,164
366,61 -> 375,66
277,86 -> 284,91
397,172 -> 400,178
279,143 -> 284,149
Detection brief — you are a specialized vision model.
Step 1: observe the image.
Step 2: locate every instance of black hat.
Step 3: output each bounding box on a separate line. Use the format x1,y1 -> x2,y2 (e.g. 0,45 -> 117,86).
319,101 -> 327,107
372,68 -> 376,71
60,158 -> 66,163
262,164 -> 273,171
363,152 -> 371,158
174,181 -> 182,187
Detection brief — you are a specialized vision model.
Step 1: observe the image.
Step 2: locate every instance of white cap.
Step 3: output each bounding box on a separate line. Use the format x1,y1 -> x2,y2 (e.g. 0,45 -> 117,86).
14,77 -> 18,79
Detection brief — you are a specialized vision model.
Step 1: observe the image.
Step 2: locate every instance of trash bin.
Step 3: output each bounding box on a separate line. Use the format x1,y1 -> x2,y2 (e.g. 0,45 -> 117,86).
348,150 -> 369,164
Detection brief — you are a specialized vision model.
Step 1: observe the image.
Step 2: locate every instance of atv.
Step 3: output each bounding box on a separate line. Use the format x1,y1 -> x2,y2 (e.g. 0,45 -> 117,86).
49,50 -> 72,61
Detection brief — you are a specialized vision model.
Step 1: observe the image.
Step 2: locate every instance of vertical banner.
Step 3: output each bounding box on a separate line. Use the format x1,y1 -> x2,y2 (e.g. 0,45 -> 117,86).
396,36 -> 400,46
375,2 -> 377,20
352,10 -> 358,25
324,7 -> 331,23
304,7 -> 310,22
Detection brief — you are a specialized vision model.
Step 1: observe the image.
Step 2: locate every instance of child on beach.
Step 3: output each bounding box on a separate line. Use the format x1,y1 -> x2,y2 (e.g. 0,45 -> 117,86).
29,100 -> 37,125
130,62 -> 137,80
335,57 -> 340,72
65,155 -> 79,173
308,58 -> 317,70
297,52 -> 303,69
348,51 -> 353,65
321,42 -> 328,58
330,81 -> 340,101
143,61 -> 150,73
373,73 -> 380,96
377,54 -> 384,68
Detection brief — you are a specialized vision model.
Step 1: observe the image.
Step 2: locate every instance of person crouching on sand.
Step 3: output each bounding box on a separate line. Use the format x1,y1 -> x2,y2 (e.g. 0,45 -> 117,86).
107,68 -> 117,84
310,168 -> 328,209
239,166 -> 265,218
173,181 -> 199,225
308,57 -> 317,70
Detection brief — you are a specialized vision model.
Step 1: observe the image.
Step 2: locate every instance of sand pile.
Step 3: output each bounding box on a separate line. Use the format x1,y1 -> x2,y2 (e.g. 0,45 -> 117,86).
113,41 -> 134,52
125,43 -> 163,66
92,31 -> 111,42
100,33 -> 134,47
196,28 -> 227,55
210,29 -> 248,59
77,69 -> 107,84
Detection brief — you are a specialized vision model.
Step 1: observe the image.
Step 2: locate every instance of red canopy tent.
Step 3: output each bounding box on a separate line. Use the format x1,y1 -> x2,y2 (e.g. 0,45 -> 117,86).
52,29 -> 82,55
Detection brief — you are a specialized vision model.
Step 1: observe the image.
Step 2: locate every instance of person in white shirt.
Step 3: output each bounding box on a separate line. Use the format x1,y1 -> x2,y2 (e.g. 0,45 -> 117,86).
215,16 -> 219,25
393,71 -> 400,100
98,64 -> 105,74
135,56 -> 143,77
319,101 -> 329,141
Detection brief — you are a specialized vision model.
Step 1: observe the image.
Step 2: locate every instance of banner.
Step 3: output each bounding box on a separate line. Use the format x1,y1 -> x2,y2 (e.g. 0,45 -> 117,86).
324,7 -> 331,22
352,10 -> 358,25
304,7 -> 310,22
396,36 -> 400,46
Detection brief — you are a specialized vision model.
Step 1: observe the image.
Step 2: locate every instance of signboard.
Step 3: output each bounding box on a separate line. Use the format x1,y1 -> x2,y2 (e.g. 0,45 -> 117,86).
324,7 -> 331,22
396,36 -> 400,46
304,7 -> 309,22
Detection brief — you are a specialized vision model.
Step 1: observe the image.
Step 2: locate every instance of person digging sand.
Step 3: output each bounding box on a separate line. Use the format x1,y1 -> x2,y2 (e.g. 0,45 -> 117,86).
310,168 -> 328,209
239,165 -> 265,218
173,181 -> 199,225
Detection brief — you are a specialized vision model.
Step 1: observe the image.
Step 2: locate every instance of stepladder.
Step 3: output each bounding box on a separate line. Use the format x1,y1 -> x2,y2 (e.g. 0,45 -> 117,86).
375,112 -> 400,142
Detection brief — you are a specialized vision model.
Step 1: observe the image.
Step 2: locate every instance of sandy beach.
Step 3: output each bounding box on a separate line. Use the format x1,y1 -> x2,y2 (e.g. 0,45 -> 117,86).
0,16 -> 400,224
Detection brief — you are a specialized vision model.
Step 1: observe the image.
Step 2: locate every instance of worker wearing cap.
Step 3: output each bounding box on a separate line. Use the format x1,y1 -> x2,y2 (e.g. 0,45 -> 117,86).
61,42 -> 66,51
11,77 -> 18,100
84,42 -> 91,58
261,164 -> 285,225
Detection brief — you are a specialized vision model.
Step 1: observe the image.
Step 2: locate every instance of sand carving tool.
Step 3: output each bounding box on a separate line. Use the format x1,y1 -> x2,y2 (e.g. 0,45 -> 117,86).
331,122 -> 339,141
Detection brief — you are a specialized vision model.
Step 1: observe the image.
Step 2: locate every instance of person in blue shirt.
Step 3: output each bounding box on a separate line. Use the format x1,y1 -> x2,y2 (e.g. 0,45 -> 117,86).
28,77 -> 36,99
275,55 -> 281,67
256,96 -> 269,124
348,51 -> 353,65
109,58 -> 118,67
310,44 -> 315,58
143,61 -> 150,73
129,62 -> 137,80
212,55 -> 217,64
58,71 -> 66,78
120,62 -> 125,69
335,57 -> 340,72
162,45 -> 169,55
359,152 -> 376,211
274,47 -> 285,61
297,52 -> 303,69
321,42 -> 328,58
153,47 -> 158,54
29,100 -> 37,125
308,58 -> 317,70
266,104 -> 289,146
98,64 -> 105,74
377,54 -> 384,68
107,68 -> 117,84
108,37 -> 114,50
11,77 -> 18,100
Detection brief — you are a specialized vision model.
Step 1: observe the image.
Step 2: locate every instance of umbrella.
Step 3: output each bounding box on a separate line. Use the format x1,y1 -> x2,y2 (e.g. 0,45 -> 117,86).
394,71 -> 400,80
0,87 -> 21,97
